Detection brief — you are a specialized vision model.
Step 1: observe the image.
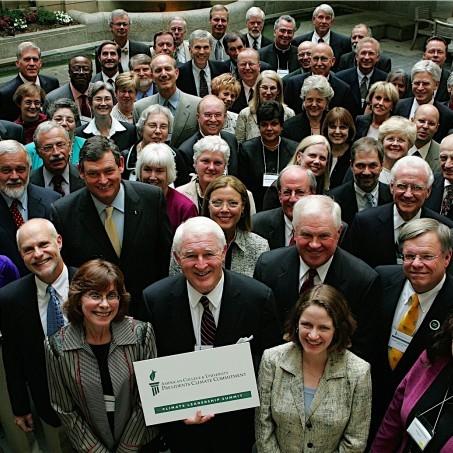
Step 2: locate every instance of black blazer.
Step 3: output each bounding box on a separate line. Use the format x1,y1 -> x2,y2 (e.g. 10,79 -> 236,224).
344,203 -> 453,268
424,172 -> 453,220
281,110 -> 326,144
292,31 -> 352,69
94,40 -> 151,73
354,113 -> 373,139
0,74 -> 59,122
29,164 -> 85,193
75,121 -> 136,152
258,44 -> 299,73
0,184 -> 60,275
0,119 -> 24,143
51,181 -> 172,318
252,207 -> 286,250
283,72 -> 357,116
143,270 -> 281,453
393,97 -> 453,143
0,267 -> 77,426
238,136 -> 297,211
330,180 -> 393,226
435,67 -> 451,103
253,246 -> 381,361
337,50 -> 392,73
176,60 -> 230,97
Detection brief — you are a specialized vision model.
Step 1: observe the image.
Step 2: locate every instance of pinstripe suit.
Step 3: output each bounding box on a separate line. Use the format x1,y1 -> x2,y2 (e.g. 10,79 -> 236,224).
45,317 -> 157,452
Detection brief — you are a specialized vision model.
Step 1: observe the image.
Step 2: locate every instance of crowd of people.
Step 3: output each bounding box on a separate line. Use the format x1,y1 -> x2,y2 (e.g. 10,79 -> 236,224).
0,2 -> 452,452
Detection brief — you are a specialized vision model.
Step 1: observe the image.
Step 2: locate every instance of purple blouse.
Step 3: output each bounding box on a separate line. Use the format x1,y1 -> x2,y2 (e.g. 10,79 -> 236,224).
166,187 -> 198,233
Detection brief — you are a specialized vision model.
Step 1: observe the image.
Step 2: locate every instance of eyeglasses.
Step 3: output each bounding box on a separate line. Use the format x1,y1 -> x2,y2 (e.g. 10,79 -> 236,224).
39,141 -> 69,153
238,62 -> 258,69
280,189 -> 306,198
209,199 -> 241,208
23,100 -> 41,107
402,254 -> 440,263
145,123 -> 169,132
393,182 -> 427,194
85,291 -> 120,302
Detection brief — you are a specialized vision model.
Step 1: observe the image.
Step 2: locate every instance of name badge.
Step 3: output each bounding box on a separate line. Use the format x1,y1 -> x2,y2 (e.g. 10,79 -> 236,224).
389,329 -> 412,353
195,345 -> 214,351
263,173 -> 278,187
277,69 -> 289,78
407,417 -> 433,450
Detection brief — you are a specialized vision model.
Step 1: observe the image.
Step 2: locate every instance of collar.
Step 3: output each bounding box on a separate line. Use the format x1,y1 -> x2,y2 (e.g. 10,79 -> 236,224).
274,43 -> 291,53
1,187 -> 28,211
158,88 -> 180,108
444,179 -> 452,188
19,73 -> 39,85
409,141 -> 431,160
70,82 -> 89,99
192,61 -> 209,72
402,274 -> 446,311
43,165 -> 70,187
313,30 -> 331,44
35,265 -> 68,303
393,204 -> 421,230
299,254 -> 334,282
357,67 -> 374,80
83,115 -> 126,138
354,182 -> 379,199
187,272 -> 224,308
91,181 -> 125,214
230,229 -> 249,252
101,71 -> 119,84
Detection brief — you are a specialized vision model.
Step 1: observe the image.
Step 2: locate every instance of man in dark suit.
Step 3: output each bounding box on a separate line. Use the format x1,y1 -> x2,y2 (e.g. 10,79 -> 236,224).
143,216 -> 280,453
423,36 -> 451,103
330,137 -> 392,226
0,120 -> 23,143
283,43 -> 357,116
223,32 -> 246,79
393,60 -> 453,143
336,37 -> 388,115
243,6 -> 272,50
95,9 -> 150,73
0,41 -> 59,122
337,23 -> 391,73
0,218 -> 73,451
252,165 -> 316,249
29,122 -> 84,195
292,4 -> 351,70
372,218 -> 453,426
51,136 -> 172,318
259,15 -> 299,75
91,41 -> 121,85
176,30 -> 229,97
0,140 -> 60,275
209,4 -> 229,62
254,195 -> 381,362
178,95 -> 239,184
345,155 -> 453,268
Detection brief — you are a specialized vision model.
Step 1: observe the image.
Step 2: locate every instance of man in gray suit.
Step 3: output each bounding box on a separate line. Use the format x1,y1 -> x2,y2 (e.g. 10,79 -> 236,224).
409,104 -> 441,173
133,54 -> 200,148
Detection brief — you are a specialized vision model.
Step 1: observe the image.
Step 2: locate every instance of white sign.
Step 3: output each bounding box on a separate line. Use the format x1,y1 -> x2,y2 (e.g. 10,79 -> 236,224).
133,342 -> 260,425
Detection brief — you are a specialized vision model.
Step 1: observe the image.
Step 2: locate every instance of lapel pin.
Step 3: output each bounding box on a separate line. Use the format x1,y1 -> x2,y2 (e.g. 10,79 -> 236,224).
429,320 -> 440,331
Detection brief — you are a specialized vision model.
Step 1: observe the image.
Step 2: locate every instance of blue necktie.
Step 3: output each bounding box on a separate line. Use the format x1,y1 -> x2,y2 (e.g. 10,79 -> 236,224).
46,285 -> 64,336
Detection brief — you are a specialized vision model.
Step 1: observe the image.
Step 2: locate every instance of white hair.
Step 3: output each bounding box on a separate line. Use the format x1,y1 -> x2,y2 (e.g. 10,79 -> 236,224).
246,7 -> 265,21
292,195 -> 341,230
193,136 -> 230,164
390,155 -> 434,187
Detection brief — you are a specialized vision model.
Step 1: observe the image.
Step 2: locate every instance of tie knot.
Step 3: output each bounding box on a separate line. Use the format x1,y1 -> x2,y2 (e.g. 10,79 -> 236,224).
47,285 -> 57,297
447,185 -> 453,193
52,174 -> 64,184
105,206 -> 114,217
409,293 -> 420,308
307,268 -> 317,279
200,296 -> 210,309
107,79 -> 114,87
200,69 -> 205,76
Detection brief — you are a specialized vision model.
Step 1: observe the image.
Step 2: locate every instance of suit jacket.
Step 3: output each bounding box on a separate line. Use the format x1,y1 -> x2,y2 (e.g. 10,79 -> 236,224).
0,119 -> 24,143
143,270 -> 281,453
335,67 -> 388,115
435,67 -> 451,103
238,136 -> 297,211
252,207 -> 286,250
282,110 -> 323,143
338,50 -> 392,73
329,180 -> 393,226
44,82 -> 74,107
133,90 -> 201,148
178,130 -> 239,183
176,60 -> 230,97
422,139 -> 441,173
255,343 -> 371,453
283,72 -> 357,116
393,97 -> 453,142
253,246 -> 381,361
355,113 -> 373,138
51,181 -> 172,318
29,164 -> 85,194
0,184 -> 60,275
242,33 -> 272,49
94,40 -> 151,73
424,172 -> 453,219
344,203 -> 453,268
293,31 -> 352,69
45,318 -> 156,450
0,267 -> 77,426
372,267 -> 453,423
258,44 -> 299,73
0,74 -> 59,122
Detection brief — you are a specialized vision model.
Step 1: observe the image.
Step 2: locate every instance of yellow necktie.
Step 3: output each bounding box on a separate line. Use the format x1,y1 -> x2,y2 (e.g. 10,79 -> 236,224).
104,206 -> 121,257
388,293 -> 420,369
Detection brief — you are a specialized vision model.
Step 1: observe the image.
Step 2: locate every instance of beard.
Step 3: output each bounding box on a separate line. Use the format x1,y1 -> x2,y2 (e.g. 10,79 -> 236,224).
2,183 -> 26,199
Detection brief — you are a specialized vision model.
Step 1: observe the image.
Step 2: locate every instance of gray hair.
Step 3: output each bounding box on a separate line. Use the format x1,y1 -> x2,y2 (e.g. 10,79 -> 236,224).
47,98 -> 80,125
17,41 -> 40,59
136,104 -> 174,139
173,217 -> 226,256
110,9 -> 130,24
33,121 -> 70,150
313,4 -> 335,19
168,16 -> 187,28
390,155 -> 434,187
277,165 -> 317,193
87,81 -> 115,103
292,195 -> 341,230
0,140 -> 31,167
16,218 -> 59,249
352,23 -> 371,37
356,37 -> 380,55
351,137 -> 384,163
411,59 -> 441,83
274,15 -> 296,31
129,53 -> 151,69
300,75 -> 334,101
189,30 -> 214,48
378,116 -> 417,147
136,143 -> 177,184
246,7 -> 265,21
193,136 -> 230,164
398,218 -> 452,253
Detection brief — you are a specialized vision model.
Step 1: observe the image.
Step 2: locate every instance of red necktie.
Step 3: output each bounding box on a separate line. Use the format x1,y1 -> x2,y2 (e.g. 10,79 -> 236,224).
9,199 -> 25,229
79,94 -> 91,118
300,269 -> 317,295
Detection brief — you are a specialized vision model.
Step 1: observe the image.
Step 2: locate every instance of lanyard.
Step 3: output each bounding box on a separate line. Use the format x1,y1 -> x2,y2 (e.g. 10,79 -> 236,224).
417,385 -> 452,433
261,138 -> 281,175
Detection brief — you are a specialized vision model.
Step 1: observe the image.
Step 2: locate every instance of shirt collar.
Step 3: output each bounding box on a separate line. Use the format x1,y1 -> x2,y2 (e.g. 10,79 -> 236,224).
299,254 -> 334,283
409,141 -> 431,160
83,115 -> 126,138
35,265 -> 69,302
158,88 -> 180,109
393,203 -> 421,230
313,30 -> 331,44
91,181 -> 125,213
187,272 -> 224,310
43,165 -> 70,187
354,182 -> 379,199
403,274 -> 446,311
19,73 -> 39,85
357,67 -> 374,80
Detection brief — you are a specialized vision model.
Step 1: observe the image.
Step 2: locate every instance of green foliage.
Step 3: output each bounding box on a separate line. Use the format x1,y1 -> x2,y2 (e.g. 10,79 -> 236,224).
36,8 -> 57,25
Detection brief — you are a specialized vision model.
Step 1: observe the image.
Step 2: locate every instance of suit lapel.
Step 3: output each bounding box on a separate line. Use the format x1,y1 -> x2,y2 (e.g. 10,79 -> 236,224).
120,182 -> 142,262
170,282 -> 196,350
172,93 -> 190,145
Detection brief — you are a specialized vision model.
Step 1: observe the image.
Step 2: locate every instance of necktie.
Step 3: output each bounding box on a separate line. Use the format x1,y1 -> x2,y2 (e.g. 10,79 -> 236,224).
300,269 -> 317,295
51,174 -> 65,196
318,37 -> 324,43
79,94 -> 91,118
215,40 -> 223,60
364,192 -> 375,208
9,199 -> 24,229
46,285 -> 65,336
200,296 -> 216,345
441,185 -> 453,216
252,37 -> 258,50
412,150 -> 421,157
199,69 -> 209,98
388,294 -> 420,369
360,76 -> 368,107
107,78 -> 114,87
104,206 -> 121,257
289,230 -> 296,246
248,88 -> 254,102
163,98 -> 173,115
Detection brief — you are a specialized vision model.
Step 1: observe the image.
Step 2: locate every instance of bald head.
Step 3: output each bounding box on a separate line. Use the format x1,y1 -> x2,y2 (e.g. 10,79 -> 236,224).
413,104 -> 439,146
297,41 -> 314,70
311,43 -> 335,76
